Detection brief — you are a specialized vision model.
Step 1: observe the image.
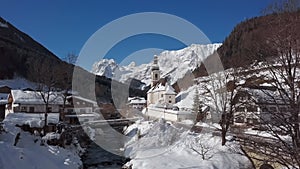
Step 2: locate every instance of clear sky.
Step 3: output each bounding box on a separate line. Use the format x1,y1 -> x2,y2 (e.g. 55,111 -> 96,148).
1,0 -> 272,66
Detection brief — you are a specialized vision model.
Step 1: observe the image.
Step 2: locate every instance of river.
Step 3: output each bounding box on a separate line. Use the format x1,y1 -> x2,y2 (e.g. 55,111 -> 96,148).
82,125 -> 128,169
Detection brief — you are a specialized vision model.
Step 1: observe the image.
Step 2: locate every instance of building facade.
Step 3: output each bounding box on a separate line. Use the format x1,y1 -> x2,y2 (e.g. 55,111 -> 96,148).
146,56 -> 195,122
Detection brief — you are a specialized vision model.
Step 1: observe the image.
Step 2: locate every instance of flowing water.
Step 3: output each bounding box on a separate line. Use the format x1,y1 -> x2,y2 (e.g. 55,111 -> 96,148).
82,125 -> 128,169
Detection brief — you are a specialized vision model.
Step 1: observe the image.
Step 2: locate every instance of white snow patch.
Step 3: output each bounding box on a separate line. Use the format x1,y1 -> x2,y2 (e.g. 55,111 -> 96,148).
124,120 -> 251,169
4,113 -> 59,128
0,113 -> 82,169
0,78 -> 36,89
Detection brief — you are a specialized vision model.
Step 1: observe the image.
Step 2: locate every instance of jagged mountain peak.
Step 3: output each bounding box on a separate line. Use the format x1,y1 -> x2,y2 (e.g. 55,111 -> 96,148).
91,43 -> 222,85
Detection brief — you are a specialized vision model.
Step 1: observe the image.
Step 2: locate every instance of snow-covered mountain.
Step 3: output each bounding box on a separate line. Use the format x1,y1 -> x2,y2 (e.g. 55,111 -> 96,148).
92,43 -> 222,85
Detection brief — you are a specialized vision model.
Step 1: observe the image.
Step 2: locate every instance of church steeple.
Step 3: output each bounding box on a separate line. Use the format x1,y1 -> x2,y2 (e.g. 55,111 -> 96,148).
151,55 -> 160,87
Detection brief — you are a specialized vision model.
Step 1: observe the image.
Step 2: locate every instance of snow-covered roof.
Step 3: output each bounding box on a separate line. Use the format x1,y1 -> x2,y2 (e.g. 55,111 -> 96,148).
129,97 -> 146,104
67,95 -> 98,106
249,89 -> 289,104
150,83 -> 166,93
165,85 -> 176,95
147,83 -> 176,95
11,90 -> 64,105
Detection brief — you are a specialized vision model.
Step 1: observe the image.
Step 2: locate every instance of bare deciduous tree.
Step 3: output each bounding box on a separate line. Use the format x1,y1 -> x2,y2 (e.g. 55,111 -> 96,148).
202,69 -> 242,146
57,53 -> 77,122
246,3 -> 300,168
30,58 -> 61,133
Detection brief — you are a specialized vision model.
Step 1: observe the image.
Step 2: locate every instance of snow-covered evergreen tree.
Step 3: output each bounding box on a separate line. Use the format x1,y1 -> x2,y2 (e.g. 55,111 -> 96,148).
192,88 -> 201,114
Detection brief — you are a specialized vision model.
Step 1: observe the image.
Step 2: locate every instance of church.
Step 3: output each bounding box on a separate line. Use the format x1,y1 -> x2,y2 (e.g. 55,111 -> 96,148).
147,56 -> 177,107
145,56 -> 195,122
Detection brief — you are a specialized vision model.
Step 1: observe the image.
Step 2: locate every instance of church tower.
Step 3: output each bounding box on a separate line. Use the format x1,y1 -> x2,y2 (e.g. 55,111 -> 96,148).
151,56 -> 160,87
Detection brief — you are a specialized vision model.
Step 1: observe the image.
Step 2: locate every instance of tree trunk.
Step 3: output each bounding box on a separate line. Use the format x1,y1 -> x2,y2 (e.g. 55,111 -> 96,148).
44,112 -> 48,135
43,103 -> 49,135
221,129 -> 226,146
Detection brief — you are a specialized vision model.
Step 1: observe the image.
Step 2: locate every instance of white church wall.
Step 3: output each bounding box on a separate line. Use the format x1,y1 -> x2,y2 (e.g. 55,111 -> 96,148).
146,107 -> 195,122
164,94 -> 175,104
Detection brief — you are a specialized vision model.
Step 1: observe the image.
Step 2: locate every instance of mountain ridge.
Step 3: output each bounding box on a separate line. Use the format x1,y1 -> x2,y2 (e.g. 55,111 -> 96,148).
91,43 -> 222,86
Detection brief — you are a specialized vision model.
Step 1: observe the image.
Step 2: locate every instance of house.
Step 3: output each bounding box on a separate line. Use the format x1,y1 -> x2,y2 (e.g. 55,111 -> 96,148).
233,88 -> 292,126
0,85 -> 11,93
0,86 -> 11,120
233,90 -> 261,125
6,90 -> 64,116
0,93 -> 9,120
128,97 -> 146,111
4,89 -> 100,124
63,95 -> 99,124
250,89 -> 292,125
145,56 -> 195,122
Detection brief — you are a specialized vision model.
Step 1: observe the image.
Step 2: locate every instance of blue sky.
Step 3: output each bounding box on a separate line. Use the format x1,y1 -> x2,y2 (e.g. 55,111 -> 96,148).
1,0 -> 272,68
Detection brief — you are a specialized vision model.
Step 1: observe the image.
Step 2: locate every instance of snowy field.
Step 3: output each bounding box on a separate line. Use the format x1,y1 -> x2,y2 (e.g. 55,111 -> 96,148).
123,119 -> 251,169
0,113 -> 82,169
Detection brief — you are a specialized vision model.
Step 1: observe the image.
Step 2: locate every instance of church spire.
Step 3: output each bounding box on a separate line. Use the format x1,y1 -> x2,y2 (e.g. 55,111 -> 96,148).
151,55 -> 160,87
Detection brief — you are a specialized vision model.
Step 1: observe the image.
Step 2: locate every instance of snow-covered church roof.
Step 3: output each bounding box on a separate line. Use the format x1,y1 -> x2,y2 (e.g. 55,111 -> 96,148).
147,83 -> 176,95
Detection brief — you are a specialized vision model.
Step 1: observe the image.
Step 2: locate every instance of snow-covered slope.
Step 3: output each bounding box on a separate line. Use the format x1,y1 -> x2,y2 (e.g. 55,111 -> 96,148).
0,78 -> 36,89
92,43 -> 222,85
0,113 -> 82,169
124,120 -> 251,169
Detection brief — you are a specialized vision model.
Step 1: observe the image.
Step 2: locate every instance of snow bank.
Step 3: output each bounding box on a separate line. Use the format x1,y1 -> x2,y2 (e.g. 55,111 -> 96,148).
0,113 -> 82,169
4,113 -> 59,128
124,120 -> 251,169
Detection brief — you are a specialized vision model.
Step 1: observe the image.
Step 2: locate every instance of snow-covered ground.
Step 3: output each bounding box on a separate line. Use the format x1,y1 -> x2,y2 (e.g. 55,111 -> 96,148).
92,43 -> 221,85
0,78 -> 36,89
123,119 -> 251,169
0,113 -> 82,169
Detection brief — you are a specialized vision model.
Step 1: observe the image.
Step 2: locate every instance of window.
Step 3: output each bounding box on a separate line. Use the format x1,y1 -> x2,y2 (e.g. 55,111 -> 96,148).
161,94 -> 163,98
169,100 -> 172,103
47,107 -> 52,113
169,96 -> 171,99
236,107 -> 245,112
279,107 -> 287,112
247,106 -> 257,112
21,106 -> 27,112
29,107 -> 34,112
235,117 -> 244,123
155,74 -> 158,79
262,107 -> 268,112
269,106 -> 277,112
